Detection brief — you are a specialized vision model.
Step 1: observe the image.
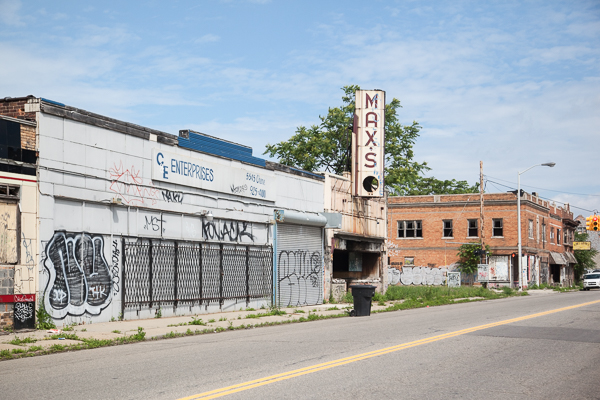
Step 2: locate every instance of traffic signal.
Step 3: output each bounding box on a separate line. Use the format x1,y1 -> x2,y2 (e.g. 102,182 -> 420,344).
587,215 -> 599,231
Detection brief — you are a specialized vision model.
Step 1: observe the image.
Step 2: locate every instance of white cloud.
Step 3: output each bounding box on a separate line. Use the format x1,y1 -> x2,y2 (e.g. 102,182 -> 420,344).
0,0 -> 24,26
194,34 -> 220,44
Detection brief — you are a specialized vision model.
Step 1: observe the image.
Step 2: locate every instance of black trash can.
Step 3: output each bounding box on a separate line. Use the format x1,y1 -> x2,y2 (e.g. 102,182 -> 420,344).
349,285 -> 377,316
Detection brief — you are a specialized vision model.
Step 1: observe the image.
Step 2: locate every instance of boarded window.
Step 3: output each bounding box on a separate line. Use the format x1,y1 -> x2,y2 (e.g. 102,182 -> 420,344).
0,202 -> 19,264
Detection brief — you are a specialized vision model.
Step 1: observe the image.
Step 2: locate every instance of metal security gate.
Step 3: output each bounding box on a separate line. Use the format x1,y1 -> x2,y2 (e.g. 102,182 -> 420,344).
122,238 -> 272,312
276,224 -> 323,307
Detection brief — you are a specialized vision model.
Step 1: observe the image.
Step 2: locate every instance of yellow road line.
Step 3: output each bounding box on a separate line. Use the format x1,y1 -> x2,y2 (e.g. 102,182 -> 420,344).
179,299 -> 600,400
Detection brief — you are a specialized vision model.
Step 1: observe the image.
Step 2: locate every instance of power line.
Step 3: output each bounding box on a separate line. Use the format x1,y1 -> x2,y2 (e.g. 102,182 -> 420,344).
485,179 -> 597,214
484,175 -> 600,197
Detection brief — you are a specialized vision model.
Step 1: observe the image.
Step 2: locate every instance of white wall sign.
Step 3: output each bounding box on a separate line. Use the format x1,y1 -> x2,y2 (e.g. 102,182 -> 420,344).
353,89 -> 385,197
152,149 -> 276,201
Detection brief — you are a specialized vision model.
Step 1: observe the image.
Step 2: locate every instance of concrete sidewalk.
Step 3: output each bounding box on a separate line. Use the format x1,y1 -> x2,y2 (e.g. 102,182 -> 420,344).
0,302 -> 361,355
0,289 -> 559,357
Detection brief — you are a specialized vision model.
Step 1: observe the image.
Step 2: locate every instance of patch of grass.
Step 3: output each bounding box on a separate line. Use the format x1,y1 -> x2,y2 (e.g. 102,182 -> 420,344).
155,308 -> 162,318
81,328 -> 87,332
245,308 -> 255,311
502,287 -> 514,295
294,309 -> 305,313
2,325 -> 14,333
341,291 -> 353,303
49,344 -> 66,352
208,319 -> 215,323
27,345 -> 43,353
189,317 -> 207,326
131,327 -> 146,341
112,330 -> 121,334
219,317 -> 227,321
327,306 -> 340,311
11,348 -> 26,354
1,349 -> 13,359
9,337 -> 37,346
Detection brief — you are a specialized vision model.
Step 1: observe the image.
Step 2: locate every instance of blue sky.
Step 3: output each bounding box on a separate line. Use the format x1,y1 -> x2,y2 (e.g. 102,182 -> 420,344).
1,0 -> 599,215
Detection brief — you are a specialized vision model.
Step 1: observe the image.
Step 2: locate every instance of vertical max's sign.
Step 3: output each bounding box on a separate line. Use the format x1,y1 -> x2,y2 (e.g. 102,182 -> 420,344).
353,90 -> 385,197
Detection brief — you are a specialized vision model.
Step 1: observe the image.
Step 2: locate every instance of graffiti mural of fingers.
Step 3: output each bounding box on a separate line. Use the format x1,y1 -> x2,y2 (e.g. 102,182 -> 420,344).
77,234 -> 112,306
45,232 -> 80,311
44,232 -> 114,319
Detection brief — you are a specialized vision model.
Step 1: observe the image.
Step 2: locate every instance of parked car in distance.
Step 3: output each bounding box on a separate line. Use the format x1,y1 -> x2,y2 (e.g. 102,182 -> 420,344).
583,273 -> 600,290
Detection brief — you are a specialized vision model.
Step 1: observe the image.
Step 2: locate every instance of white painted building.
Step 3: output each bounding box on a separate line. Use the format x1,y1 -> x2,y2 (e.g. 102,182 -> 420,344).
0,97 -> 326,328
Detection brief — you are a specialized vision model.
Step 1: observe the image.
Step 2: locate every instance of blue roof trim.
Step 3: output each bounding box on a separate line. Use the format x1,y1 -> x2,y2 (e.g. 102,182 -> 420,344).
288,167 -> 325,180
178,130 -> 266,167
40,98 -> 65,107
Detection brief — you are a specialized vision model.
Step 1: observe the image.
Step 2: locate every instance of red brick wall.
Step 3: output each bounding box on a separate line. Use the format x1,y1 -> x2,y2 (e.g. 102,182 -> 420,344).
388,193 -> 573,268
0,97 -> 37,150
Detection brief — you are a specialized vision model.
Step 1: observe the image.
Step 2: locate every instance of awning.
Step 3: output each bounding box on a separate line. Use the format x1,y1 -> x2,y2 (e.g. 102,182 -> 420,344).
564,252 -> 577,264
549,252 -> 567,265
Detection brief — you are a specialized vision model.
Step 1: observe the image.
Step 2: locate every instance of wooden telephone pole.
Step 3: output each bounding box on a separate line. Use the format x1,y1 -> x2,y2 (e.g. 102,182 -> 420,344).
480,161 -> 485,262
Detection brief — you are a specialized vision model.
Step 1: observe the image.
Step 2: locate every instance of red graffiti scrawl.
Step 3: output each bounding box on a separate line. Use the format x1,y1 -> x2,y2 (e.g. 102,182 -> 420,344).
109,162 -> 159,205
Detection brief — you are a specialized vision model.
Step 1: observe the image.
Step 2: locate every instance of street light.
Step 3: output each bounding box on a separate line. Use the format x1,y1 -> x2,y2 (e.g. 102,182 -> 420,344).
517,162 -> 555,290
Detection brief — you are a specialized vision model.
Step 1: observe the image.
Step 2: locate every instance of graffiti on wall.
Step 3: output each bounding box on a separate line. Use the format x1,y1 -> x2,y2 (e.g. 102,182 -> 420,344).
14,301 -> 35,329
448,272 -> 461,287
528,256 -> 538,286
278,250 -> 322,306
386,240 -> 401,258
202,220 -> 255,243
391,266 -> 452,286
43,232 -> 114,319
111,239 -> 121,296
161,190 -> 184,204
14,232 -> 36,294
109,161 -> 159,206
143,215 -> 166,233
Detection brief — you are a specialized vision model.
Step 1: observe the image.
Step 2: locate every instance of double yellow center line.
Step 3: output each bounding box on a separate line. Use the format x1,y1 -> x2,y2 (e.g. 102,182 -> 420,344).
180,299 -> 600,399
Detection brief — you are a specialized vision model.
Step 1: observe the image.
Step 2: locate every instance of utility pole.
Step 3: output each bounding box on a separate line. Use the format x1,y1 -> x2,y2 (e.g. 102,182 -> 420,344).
480,161 -> 485,253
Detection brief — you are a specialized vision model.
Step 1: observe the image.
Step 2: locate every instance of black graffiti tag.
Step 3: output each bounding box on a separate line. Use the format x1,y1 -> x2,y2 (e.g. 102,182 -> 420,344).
278,250 -> 322,307
144,216 -> 166,233
111,240 -> 120,295
202,220 -> 255,242
162,190 -> 184,203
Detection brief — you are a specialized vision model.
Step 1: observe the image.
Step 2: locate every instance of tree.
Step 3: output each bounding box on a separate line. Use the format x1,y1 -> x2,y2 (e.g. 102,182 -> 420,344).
574,232 -> 598,280
264,85 -> 478,195
456,243 -> 491,285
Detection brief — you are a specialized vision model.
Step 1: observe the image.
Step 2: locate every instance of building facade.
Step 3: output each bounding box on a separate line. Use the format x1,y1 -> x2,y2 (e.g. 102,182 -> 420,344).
0,96 -> 326,328
387,192 -> 577,288
322,172 -> 387,301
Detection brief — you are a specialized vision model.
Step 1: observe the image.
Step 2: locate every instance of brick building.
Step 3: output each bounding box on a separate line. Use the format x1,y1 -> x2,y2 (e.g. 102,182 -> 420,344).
0,96 -> 38,327
387,192 -> 577,287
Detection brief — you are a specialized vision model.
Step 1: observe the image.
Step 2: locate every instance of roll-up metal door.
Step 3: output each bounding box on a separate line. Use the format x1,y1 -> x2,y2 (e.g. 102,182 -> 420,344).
277,224 -> 323,307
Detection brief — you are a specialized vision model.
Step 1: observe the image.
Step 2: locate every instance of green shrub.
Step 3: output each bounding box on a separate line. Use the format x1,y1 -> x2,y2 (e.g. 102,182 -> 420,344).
502,287 -> 514,295
341,291 -> 353,303
36,302 -> 56,330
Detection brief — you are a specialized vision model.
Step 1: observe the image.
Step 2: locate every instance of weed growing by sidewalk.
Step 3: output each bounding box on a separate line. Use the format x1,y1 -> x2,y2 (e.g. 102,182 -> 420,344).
8,337 -> 37,346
